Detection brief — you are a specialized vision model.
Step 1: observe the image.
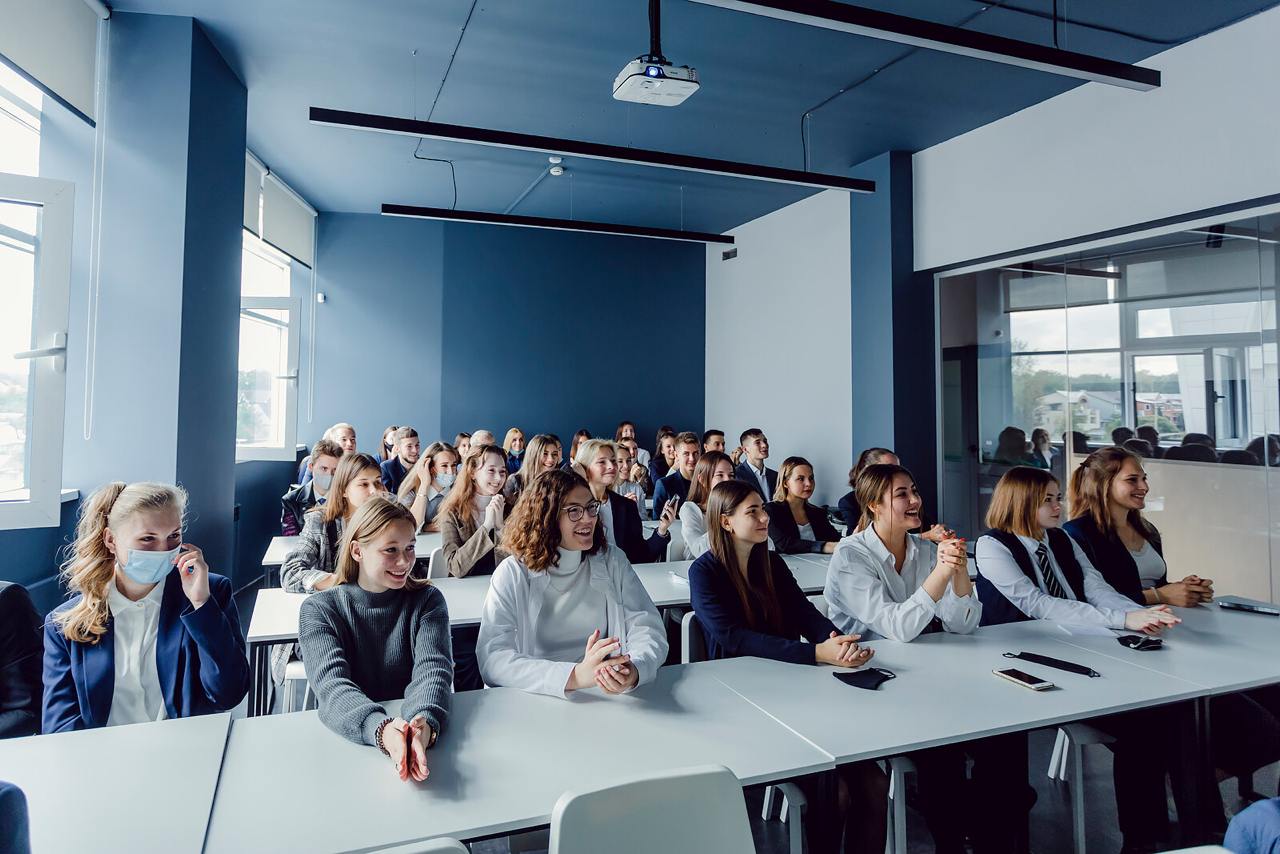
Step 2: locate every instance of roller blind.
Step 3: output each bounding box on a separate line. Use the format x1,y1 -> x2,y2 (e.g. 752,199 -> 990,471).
261,172 -> 315,268
0,0 -> 100,123
244,153 -> 264,235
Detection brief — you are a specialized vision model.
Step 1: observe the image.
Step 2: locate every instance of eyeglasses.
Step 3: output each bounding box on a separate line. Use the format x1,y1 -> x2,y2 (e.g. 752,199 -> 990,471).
562,501 -> 602,522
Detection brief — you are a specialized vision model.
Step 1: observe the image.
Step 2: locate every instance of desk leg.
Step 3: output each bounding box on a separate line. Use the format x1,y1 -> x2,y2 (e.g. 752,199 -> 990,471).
248,641 -> 267,717
1175,696 -> 1219,845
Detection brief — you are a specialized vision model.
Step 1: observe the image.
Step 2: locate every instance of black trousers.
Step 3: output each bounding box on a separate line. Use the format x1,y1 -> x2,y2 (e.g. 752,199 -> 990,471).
794,760 -> 889,854
451,624 -> 484,692
912,731 -> 1034,854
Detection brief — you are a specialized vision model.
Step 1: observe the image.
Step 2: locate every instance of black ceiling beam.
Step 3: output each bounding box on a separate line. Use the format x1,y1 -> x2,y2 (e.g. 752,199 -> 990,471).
381,203 -> 735,245
312,107 -> 875,194
687,0 -> 1160,91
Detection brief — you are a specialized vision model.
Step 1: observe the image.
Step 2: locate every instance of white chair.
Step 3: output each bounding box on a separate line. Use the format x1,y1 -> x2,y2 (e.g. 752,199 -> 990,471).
807,593 -> 829,618
665,520 -> 686,561
282,659 -> 314,713
1046,723 -> 1115,854
362,838 -> 469,853
426,546 -> 447,579
681,611 -> 805,854
548,764 -> 754,854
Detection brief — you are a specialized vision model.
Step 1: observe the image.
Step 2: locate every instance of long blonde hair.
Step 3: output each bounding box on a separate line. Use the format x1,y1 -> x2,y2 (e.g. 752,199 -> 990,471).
333,497 -> 428,589
54,482 -> 187,644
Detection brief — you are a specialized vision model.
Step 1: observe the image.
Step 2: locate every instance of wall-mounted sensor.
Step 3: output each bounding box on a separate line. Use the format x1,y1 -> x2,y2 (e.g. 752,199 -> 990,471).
316,292 -> 327,304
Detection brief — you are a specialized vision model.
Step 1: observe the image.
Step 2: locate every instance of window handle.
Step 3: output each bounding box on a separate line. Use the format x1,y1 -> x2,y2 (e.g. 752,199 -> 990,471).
13,332 -> 67,374
275,372 -> 299,383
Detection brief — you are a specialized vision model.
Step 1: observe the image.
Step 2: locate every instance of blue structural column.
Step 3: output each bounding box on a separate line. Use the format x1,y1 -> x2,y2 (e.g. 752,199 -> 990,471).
849,151 -> 938,505
83,13 -> 246,572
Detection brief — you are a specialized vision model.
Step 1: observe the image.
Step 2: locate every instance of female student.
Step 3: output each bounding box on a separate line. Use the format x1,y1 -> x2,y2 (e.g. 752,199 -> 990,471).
379,425 -> 400,462
575,439 -> 675,564
687,479 -> 883,854
836,447 -> 897,531
679,451 -> 735,560
615,420 -> 650,468
453,432 -> 471,460
42,482 -> 249,732
612,440 -> 648,518
502,427 -> 525,474
647,428 -> 676,486
438,445 -> 511,579
397,442 -> 460,532
504,433 -> 562,501
766,457 -> 842,554
282,453 -> 384,594
563,429 -> 592,470
1066,448 -> 1280,807
974,466 -> 1181,853
476,469 -> 668,697
299,497 -> 451,782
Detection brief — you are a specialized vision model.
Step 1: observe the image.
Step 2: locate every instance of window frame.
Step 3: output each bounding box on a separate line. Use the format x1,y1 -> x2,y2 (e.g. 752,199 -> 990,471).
0,171 -> 74,529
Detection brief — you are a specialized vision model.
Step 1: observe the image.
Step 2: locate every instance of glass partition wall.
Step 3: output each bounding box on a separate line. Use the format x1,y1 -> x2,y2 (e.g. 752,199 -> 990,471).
938,211 -> 1280,603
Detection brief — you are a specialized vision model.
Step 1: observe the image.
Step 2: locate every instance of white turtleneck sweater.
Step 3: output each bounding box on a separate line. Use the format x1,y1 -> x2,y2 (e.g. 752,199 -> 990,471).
533,547 -> 608,662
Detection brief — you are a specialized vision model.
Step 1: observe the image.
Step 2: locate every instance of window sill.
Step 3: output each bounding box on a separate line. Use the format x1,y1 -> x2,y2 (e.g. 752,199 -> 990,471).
61,488 -> 79,504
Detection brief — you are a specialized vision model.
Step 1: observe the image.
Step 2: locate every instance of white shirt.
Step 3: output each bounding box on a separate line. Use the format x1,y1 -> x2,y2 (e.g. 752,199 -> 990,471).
825,526 -> 981,641
635,447 -> 651,468
106,580 -> 168,727
1130,542 -> 1167,589
679,501 -> 710,559
534,549 -> 609,663
598,497 -> 616,546
796,522 -> 814,541
747,460 -> 771,500
974,531 -> 1142,629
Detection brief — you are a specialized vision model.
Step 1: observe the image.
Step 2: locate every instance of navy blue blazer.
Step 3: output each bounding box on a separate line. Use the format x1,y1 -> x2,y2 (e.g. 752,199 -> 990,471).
0,781 -> 30,854
651,470 -> 691,514
689,549 -> 838,665
41,570 -> 249,733
765,501 -> 841,554
836,491 -> 860,532
608,491 -> 668,564
0,583 -> 42,739
380,456 -> 409,494
1063,514 -> 1165,605
734,461 -> 778,501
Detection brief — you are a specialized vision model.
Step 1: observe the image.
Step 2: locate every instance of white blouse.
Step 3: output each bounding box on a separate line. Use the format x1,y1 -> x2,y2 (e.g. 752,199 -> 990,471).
1130,542 -> 1167,589
678,501 -> 710,560
598,497 -> 616,547
106,580 -> 167,727
825,525 -> 981,641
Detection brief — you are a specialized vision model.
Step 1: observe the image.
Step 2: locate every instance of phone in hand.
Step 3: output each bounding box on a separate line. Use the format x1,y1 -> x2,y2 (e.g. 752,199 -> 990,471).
993,667 -> 1054,691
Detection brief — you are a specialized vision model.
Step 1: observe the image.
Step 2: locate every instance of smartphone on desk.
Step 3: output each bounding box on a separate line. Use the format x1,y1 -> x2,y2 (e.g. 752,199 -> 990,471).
993,667 -> 1054,691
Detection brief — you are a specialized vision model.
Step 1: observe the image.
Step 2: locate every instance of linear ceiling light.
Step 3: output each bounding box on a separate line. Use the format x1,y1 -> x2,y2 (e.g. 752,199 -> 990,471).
381,203 -> 734,245
1002,262 -> 1121,280
686,0 -> 1160,91
312,107 -> 874,194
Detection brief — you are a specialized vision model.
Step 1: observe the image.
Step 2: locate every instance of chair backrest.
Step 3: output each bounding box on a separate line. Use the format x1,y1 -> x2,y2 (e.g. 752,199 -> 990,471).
426,546 -> 447,579
1220,449 -> 1259,466
807,593 -> 829,618
665,519 -> 686,561
364,838 -> 469,854
548,764 -> 754,854
680,611 -> 707,664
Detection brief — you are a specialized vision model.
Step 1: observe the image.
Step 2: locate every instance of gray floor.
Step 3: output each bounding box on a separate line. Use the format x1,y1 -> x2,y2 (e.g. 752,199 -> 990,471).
232,587 -> 1278,853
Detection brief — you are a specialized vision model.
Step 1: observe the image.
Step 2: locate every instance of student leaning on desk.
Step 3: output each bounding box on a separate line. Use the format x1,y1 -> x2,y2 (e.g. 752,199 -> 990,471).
299,497 -> 451,783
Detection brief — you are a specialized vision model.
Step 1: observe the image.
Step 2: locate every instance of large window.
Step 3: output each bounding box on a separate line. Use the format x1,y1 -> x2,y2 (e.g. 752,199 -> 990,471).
235,230 -> 299,461
0,64 -> 74,528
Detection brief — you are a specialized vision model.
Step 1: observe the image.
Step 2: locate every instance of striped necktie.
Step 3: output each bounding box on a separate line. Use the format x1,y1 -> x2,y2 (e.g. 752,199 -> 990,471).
1035,542 -> 1068,600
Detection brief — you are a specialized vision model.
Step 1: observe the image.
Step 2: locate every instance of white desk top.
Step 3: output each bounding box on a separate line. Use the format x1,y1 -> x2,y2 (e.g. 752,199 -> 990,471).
204,665 -> 831,853
0,713 -> 231,854
263,532 -> 444,567
248,554 -> 831,643
697,620 -> 1206,764
1050,599 -> 1280,696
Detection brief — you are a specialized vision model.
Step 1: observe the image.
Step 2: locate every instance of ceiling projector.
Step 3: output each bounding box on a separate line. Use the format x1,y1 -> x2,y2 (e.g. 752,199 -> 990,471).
613,59 -> 699,106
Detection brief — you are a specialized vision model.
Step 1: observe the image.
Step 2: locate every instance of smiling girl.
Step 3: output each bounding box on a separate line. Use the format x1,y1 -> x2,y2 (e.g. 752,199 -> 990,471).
300,497 -> 451,783
42,482 -> 249,732
680,450 -> 736,560
504,433 -> 563,501
766,456 -> 842,554
282,453 -> 385,594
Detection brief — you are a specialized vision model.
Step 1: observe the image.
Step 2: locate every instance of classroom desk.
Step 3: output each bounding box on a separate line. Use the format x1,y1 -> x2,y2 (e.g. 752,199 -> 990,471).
205,665 -> 832,853
697,620 -> 1207,765
0,713 -> 231,854
245,554 -> 830,715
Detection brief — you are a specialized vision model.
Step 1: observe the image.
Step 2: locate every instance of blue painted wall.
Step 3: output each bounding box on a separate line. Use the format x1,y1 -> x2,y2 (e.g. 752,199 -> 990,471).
439,222 -> 705,447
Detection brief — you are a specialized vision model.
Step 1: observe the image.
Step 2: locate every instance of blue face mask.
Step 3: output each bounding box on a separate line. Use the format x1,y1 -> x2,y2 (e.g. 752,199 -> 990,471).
118,545 -> 181,585
511,448 -> 524,457
313,471 -> 334,491
436,473 -> 456,489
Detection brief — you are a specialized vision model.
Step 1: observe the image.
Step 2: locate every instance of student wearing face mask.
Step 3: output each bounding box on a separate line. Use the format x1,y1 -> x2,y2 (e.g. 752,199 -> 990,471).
575,440 -> 675,564
477,469 -> 668,696
282,438 -> 343,536
398,442 -> 460,533
298,423 -> 358,486
680,451 -> 736,560
503,428 -> 525,474
652,431 -> 701,513
766,457 -> 841,555
504,433 -> 563,501
734,428 -> 777,501
299,498 -> 451,783
42,482 -> 249,732
380,427 -> 421,495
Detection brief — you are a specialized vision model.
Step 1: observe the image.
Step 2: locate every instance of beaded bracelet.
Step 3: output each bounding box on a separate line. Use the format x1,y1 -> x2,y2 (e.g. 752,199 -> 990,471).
374,717 -> 395,756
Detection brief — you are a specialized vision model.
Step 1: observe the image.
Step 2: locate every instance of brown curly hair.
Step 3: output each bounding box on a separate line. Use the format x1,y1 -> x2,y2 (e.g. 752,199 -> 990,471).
502,469 -> 605,571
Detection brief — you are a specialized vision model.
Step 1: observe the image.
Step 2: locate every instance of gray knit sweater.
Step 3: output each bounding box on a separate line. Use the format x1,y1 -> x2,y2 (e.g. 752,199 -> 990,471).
299,581 -> 452,746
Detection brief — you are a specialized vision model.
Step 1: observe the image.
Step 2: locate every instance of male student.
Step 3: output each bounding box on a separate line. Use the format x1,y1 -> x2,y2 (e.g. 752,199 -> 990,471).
735,427 -> 778,501
702,429 -> 726,454
380,426 -> 420,495
281,438 -> 343,536
653,431 -> 701,509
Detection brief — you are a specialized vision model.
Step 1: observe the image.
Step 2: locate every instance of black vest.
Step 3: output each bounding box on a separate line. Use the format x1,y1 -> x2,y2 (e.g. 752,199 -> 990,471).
975,528 -> 1088,627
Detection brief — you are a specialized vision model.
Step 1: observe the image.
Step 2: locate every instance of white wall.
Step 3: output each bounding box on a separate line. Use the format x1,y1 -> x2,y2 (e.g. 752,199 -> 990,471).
705,189 -> 852,506
913,6 -> 1280,272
